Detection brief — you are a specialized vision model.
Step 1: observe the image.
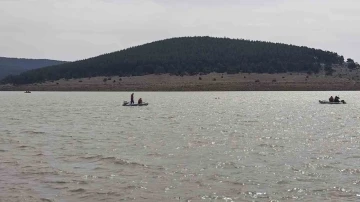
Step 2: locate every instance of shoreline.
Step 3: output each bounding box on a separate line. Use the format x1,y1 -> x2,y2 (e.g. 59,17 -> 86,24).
1,84 -> 360,91
1,73 -> 360,91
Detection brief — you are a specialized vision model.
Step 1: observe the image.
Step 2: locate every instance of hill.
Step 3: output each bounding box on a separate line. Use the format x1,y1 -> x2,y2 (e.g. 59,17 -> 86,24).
0,57 -> 66,79
0,36 -> 352,85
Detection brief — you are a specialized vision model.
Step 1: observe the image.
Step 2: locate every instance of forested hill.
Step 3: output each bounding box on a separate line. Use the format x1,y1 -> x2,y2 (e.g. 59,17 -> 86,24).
0,57 -> 66,79
1,36 -> 347,84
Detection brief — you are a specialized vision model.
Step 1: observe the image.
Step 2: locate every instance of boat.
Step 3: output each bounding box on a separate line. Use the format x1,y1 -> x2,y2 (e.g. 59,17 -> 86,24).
122,101 -> 149,106
319,100 -> 346,104
24,91 -> 31,93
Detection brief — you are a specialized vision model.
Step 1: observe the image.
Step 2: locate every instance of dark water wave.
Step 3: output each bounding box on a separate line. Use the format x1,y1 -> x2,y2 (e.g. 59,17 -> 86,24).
81,155 -> 148,168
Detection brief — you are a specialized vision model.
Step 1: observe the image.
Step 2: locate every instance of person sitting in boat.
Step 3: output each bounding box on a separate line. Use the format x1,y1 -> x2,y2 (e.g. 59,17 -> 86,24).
334,96 -> 340,102
138,98 -> 143,105
329,96 -> 334,102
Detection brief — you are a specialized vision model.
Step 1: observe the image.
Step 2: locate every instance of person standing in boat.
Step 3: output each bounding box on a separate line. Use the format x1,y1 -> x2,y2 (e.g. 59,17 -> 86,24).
131,93 -> 134,104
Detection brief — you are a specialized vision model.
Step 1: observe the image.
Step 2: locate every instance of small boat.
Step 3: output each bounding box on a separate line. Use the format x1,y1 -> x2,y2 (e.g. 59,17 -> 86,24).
122,101 -> 148,106
319,100 -> 346,104
24,91 -> 31,93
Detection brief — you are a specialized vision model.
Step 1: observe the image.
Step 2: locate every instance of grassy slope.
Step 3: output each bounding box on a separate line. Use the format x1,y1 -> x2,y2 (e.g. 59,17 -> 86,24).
1,66 -> 359,91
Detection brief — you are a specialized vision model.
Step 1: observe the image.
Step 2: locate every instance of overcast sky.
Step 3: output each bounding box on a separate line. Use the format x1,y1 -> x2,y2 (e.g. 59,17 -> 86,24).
0,0 -> 359,62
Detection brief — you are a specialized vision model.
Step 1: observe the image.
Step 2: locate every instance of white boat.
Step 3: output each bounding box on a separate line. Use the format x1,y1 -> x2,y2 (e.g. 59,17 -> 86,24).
319,100 -> 346,104
122,101 -> 149,106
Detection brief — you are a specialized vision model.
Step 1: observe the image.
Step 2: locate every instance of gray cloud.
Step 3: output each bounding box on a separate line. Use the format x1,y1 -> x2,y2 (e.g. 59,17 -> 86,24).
0,0 -> 359,62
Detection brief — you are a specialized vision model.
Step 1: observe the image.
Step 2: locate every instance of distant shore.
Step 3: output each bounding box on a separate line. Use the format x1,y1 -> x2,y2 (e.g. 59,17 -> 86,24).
1,72 -> 360,91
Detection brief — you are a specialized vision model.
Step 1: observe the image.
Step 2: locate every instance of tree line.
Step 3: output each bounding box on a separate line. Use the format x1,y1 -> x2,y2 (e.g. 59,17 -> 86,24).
0,57 -> 66,80
1,36 -> 350,84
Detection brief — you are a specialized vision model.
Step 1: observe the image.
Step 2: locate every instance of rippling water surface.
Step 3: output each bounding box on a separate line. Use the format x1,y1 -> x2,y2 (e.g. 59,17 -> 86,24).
1,91 -> 360,202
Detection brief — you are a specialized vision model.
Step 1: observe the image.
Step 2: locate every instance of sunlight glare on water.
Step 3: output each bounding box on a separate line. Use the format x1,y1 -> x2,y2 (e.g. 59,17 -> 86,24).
0,91 -> 360,201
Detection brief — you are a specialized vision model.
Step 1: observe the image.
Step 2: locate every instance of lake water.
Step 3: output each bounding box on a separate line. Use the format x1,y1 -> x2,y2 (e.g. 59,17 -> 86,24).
0,91 -> 360,202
